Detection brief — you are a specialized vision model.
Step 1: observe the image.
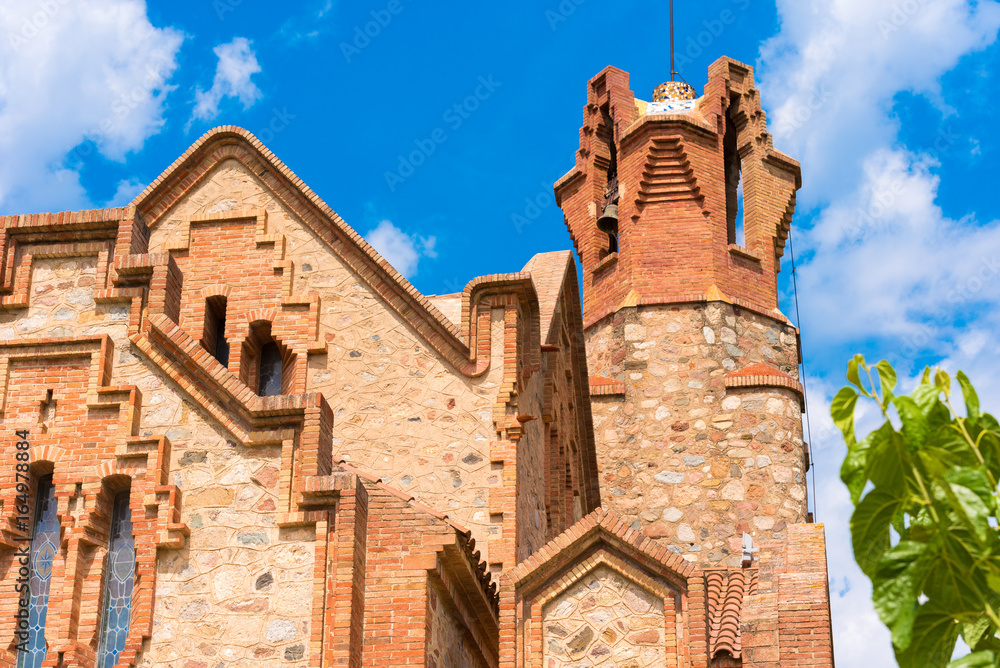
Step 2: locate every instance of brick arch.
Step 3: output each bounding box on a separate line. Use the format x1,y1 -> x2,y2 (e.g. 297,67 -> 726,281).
28,444 -> 66,467
236,318 -> 300,394
200,284 -> 233,299
95,459 -> 146,481
245,308 -> 279,324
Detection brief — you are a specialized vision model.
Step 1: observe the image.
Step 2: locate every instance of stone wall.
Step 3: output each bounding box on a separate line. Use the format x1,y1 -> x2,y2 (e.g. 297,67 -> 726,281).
3,253 -> 316,667
586,302 -> 806,566
146,159 -> 531,567
426,580 -> 489,668
542,565 -> 666,667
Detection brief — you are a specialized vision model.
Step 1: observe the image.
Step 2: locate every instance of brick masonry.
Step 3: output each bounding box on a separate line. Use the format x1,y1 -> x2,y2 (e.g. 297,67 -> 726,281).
0,56 -> 832,668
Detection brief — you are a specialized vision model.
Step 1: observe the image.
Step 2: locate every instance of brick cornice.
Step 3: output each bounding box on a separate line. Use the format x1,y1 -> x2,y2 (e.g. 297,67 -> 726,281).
508,507 -> 696,590
584,295 -> 794,332
725,362 -> 805,405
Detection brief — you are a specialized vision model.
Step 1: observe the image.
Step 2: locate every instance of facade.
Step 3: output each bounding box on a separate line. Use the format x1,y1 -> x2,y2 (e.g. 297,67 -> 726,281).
0,57 -> 833,668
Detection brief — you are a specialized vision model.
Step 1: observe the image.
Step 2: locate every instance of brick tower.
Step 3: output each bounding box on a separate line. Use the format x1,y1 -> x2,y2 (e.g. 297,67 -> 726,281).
556,57 -> 809,567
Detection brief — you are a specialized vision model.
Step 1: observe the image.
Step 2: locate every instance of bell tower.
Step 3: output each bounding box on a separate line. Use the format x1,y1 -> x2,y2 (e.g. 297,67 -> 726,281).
557,57 -> 811,567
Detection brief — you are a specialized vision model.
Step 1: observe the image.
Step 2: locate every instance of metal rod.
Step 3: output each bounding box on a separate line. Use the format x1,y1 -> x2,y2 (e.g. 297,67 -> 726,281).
670,0 -> 675,81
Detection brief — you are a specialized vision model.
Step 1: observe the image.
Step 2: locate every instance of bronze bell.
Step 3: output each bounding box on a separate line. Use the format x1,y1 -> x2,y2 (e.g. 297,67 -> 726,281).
597,203 -> 618,234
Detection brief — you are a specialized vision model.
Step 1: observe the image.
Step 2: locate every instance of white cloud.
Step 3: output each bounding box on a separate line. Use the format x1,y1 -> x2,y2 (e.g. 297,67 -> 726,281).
757,1 -> 1000,666
191,37 -> 262,123
805,374 -> 897,668
276,0 -> 336,44
797,148 -> 1000,347
363,220 -> 437,279
103,178 -> 146,207
761,0 -> 1000,208
0,0 -> 183,214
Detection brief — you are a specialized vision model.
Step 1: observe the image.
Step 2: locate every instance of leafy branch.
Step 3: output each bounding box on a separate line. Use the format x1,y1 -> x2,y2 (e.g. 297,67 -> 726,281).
834,356 -> 1000,667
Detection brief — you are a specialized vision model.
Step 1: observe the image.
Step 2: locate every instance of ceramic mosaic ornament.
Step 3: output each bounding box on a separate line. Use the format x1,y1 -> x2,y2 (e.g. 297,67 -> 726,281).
648,80 -> 697,113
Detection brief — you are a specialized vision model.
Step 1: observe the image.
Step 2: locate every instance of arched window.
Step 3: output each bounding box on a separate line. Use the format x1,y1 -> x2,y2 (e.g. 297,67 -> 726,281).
203,297 -> 229,367
97,491 -> 135,668
597,104 -> 619,257
18,475 -> 58,668
258,340 -> 283,396
724,95 -> 745,247
241,321 -> 292,396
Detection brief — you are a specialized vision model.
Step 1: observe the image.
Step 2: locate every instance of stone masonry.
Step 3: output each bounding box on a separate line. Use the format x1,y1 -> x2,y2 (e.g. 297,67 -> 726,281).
0,56 -> 832,668
587,302 -> 807,567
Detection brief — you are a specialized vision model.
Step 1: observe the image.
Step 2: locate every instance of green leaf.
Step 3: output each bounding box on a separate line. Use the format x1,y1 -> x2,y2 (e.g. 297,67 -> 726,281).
841,422 -> 894,504
958,371 -> 982,423
896,395 -> 930,448
962,618 -> 992,650
832,386 -> 860,446
925,527 -> 991,615
852,488 -> 903,577
873,541 -> 930,649
895,602 -> 961,668
914,382 -> 944,416
848,354 -> 870,396
920,428 -> 980,479
947,481 -> 992,544
937,369 -> 953,396
866,427 -> 909,501
945,468 -> 998,514
949,651 -> 1000,668
876,359 -> 898,398
837,360 -> 1000,665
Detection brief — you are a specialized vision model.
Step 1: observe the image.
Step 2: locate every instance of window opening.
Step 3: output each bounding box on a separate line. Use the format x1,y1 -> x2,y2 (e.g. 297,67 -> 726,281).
97,491 -> 135,668
18,475 -> 58,668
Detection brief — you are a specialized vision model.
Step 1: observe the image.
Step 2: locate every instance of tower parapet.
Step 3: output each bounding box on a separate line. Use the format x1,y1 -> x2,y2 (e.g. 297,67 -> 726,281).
559,58 -> 809,566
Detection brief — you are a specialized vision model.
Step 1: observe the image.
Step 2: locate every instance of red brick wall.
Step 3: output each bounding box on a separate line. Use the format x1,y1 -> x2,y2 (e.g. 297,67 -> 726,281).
555,58 -> 800,328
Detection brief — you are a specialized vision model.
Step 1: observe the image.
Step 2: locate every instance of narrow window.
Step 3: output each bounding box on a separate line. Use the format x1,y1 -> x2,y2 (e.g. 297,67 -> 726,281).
18,475 -> 58,668
724,97 -> 745,247
203,297 -> 229,367
97,491 -> 135,668
258,341 -> 283,396
597,106 -> 619,256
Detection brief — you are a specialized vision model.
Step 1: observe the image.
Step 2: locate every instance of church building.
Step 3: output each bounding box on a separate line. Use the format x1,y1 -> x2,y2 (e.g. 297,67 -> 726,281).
0,57 -> 834,667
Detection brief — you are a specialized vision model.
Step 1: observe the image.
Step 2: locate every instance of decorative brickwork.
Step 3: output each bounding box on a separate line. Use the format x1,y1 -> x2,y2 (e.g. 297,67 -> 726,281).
0,56 -> 832,668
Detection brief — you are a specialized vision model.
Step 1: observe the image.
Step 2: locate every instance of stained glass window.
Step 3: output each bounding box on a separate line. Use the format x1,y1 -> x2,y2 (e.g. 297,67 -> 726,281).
18,475 -> 58,668
258,341 -> 283,396
97,492 -> 135,668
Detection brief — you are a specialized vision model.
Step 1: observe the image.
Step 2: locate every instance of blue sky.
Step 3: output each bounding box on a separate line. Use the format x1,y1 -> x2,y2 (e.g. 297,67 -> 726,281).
2,0 -> 999,664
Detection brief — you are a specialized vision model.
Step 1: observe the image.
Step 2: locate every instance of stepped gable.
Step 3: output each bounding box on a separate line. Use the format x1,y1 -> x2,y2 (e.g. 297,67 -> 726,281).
129,125 -> 541,377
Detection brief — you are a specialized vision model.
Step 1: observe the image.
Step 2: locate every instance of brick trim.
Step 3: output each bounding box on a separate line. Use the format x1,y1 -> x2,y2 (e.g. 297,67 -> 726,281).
724,362 -> 805,407
127,127 -> 539,379
0,335 -> 186,668
589,375 -> 626,396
